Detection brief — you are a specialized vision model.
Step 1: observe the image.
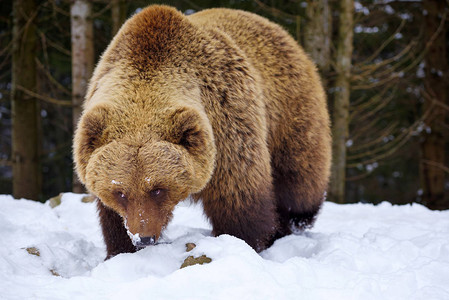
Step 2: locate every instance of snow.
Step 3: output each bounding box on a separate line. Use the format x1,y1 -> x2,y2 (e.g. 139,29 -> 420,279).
355,2 -> 370,15
126,229 -> 141,246
354,24 -> 380,34
346,139 -> 353,147
1,193 -> 449,300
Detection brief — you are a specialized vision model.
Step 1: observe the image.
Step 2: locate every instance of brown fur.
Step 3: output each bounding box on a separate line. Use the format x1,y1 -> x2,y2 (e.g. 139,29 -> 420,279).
73,5 -> 331,258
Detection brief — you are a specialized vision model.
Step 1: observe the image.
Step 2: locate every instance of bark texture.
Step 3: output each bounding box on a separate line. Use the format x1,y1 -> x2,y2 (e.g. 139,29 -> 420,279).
71,0 -> 94,193
111,0 -> 128,35
11,0 -> 41,200
420,0 -> 448,210
303,0 -> 332,78
329,0 -> 354,204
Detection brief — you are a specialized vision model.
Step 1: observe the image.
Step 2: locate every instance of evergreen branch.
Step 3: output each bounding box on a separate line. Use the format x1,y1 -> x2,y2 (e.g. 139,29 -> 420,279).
16,85 -> 72,107
350,92 -> 395,124
36,58 -> 71,96
349,121 -> 399,153
253,0 -> 297,19
421,160 -> 449,174
349,85 -> 392,113
347,101 -> 434,165
90,2 -> 113,19
355,18 -> 407,67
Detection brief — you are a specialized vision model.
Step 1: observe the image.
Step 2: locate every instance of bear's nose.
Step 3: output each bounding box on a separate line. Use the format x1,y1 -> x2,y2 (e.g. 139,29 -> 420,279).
135,235 -> 157,249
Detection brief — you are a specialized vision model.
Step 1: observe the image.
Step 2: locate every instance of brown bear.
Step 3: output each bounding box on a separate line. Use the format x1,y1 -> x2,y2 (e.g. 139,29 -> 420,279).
73,5 -> 331,259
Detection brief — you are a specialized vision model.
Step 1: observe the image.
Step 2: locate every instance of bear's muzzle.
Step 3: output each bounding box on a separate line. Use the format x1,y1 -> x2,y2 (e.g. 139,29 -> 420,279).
135,235 -> 157,249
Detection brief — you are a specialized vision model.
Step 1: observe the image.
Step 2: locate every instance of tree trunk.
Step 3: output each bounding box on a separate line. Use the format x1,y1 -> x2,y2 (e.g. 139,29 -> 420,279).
11,0 -> 41,200
419,0 -> 448,210
303,0 -> 332,81
71,0 -> 94,193
111,0 -> 128,36
329,0 -> 354,204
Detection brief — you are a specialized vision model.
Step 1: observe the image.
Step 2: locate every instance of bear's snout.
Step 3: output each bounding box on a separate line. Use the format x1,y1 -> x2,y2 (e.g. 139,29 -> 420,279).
135,235 -> 157,249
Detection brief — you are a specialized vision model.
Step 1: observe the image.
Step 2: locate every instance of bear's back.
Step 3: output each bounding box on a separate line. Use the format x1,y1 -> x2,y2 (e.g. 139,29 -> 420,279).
188,8 -> 328,153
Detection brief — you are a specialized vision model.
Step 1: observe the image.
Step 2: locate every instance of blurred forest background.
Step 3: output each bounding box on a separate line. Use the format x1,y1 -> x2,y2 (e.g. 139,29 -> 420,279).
0,0 -> 448,209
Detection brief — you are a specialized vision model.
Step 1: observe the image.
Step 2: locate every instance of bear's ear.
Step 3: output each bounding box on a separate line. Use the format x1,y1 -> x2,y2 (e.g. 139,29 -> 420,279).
73,106 -> 108,183
169,108 -> 210,154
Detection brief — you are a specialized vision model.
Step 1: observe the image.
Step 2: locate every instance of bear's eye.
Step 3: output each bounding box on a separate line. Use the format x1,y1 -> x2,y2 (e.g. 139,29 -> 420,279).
115,191 -> 127,206
149,188 -> 166,200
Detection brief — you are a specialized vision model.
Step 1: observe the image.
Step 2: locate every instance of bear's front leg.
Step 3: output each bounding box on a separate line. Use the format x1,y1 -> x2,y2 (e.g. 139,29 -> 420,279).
96,199 -> 136,259
199,162 -> 278,252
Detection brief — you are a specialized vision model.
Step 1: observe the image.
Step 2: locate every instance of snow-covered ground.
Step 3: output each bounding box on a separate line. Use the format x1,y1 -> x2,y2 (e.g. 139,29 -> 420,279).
0,193 -> 448,300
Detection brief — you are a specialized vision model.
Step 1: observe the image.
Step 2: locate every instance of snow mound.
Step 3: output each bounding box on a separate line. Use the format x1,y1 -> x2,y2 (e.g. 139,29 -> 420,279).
0,194 -> 448,299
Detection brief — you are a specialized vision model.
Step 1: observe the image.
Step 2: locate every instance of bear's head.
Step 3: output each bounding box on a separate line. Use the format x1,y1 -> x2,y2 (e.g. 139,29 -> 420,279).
73,103 -> 216,247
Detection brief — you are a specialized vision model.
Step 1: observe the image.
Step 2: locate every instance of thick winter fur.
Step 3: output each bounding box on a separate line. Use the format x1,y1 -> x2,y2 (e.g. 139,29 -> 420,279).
73,5 -> 331,258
